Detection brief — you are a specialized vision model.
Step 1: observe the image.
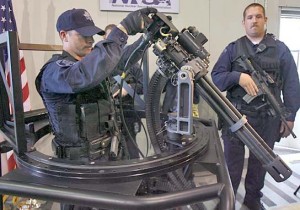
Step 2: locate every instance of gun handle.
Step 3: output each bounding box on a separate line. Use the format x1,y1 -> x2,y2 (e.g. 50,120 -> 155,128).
263,155 -> 292,182
243,94 -> 256,104
243,89 -> 263,104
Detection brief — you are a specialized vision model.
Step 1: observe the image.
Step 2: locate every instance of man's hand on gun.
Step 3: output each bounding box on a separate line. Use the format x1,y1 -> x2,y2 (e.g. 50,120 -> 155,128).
113,87 -> 128,98
119,7 -> 157,35
239,73 -> 259,96
280,121 -> 294,138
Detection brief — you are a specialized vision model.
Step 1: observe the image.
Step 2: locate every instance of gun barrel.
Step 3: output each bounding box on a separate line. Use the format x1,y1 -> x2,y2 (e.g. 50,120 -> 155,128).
196,76 -> 292,182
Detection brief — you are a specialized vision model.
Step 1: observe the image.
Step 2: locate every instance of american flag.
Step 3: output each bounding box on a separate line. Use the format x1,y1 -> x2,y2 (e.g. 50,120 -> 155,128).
0,0 -> 31,174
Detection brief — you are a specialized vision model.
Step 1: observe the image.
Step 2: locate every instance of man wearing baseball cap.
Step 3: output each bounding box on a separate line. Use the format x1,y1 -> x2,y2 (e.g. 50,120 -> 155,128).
35,7 -> 156,210
56,8 -> 105,37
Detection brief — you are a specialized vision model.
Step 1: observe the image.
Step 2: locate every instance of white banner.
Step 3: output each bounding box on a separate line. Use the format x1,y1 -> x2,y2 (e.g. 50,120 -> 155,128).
100,0 -> 179,14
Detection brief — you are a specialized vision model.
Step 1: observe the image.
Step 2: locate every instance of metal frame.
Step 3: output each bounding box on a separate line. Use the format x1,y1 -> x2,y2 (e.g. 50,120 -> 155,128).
0,31 -> 234,210
0,31 -> 26,155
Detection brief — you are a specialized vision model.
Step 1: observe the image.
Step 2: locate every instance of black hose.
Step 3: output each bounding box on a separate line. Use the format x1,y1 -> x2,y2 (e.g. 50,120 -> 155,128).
145,70 -> 168,154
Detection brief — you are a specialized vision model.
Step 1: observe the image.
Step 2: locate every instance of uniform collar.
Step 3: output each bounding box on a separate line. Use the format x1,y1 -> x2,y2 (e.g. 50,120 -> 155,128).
61,50 -> 79,62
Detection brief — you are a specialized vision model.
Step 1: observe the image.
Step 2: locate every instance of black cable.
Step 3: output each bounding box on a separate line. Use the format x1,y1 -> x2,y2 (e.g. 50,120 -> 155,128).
117,39 -> 152,158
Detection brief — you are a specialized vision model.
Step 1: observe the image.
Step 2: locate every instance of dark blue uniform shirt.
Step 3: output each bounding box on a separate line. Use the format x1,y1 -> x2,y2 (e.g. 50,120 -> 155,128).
40,28 -> 128,94
211,35 -> 300,121
37,27 -> 145,135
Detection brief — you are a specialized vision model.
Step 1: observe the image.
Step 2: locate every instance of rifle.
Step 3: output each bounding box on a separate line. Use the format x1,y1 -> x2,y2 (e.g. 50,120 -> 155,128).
237,55 -> 297,138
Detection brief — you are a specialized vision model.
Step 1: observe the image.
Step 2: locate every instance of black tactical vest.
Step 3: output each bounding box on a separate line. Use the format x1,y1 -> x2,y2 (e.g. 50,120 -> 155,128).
36,54 -> 117,159
227,34 -> 282,115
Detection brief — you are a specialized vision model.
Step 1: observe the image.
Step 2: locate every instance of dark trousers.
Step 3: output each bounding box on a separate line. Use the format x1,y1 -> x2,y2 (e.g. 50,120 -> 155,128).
222,115 -> 281,202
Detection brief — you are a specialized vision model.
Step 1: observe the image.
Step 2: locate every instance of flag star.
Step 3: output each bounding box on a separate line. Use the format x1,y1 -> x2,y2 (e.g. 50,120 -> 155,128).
1,5 -> 5,11
9,7 -> 12,12
1,16 -> 6,23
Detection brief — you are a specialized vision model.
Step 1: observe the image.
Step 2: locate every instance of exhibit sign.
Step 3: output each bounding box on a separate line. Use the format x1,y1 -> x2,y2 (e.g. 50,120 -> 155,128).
100,0 -> 179,14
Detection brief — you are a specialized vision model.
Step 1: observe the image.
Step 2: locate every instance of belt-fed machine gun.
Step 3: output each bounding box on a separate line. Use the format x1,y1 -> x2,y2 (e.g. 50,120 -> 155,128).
0,11 -> 292,210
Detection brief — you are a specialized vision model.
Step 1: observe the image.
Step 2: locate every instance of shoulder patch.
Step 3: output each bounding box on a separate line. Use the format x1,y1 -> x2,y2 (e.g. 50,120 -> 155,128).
56,59 -> 75,67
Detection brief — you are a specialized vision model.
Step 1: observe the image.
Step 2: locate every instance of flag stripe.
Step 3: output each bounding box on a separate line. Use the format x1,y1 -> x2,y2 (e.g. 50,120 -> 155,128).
7,151 -> 15,171
19,51 -> 25,73
22,82 -> 29,102
23,96 -> 31,112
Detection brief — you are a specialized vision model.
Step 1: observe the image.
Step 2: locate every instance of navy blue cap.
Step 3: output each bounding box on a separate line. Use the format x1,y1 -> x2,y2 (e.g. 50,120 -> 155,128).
56,8 -> 105,36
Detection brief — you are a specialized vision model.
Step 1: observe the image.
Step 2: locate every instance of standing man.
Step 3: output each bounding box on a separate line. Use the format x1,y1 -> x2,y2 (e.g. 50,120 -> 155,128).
211,3 -> 300,210
35,7 -> 156,209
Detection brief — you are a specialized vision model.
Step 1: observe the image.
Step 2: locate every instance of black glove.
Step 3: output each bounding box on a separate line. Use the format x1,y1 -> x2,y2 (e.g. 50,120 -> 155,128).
120,7 -> 157,35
